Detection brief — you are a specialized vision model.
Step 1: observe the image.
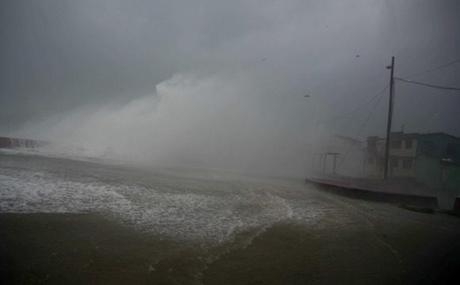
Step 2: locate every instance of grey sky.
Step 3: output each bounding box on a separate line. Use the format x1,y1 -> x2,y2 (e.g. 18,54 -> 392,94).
1,0 -> 459,174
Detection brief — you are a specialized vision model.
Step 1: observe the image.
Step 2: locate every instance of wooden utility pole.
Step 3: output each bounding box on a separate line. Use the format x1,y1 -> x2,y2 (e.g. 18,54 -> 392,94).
383,56 -> 395,180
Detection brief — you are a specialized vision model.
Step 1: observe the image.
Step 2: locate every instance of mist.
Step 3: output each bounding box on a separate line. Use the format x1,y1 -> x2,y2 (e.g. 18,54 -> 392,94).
2,0 -> 460,177
3,2 -> 460,282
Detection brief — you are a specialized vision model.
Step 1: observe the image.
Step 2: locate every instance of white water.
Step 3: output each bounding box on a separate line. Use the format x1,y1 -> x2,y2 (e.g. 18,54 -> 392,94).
0,154 -> 321,244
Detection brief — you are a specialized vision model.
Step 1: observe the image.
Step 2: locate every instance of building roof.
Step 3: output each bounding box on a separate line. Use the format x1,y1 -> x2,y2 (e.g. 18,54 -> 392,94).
367,132 -> 460,141
333,135 -> 363,145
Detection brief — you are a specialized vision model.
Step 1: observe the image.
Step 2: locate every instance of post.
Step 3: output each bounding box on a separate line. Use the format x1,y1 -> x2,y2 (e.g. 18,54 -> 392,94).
332,153 -> 338,175
383,56 -> 395,180
322,154 -> 327,173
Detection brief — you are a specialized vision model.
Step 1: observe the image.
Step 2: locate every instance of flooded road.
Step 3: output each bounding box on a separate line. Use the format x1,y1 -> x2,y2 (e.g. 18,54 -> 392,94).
1,151 -> 460,284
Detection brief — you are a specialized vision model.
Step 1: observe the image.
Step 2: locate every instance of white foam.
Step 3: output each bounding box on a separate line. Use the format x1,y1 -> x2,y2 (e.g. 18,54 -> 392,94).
0,167 -> 307,244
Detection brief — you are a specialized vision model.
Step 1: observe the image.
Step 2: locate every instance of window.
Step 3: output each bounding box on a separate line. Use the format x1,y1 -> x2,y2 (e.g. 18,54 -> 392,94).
390,158 -> 398,167
402,159 -> 413,169
391,140 -> 402,149
405,139 -> 412,149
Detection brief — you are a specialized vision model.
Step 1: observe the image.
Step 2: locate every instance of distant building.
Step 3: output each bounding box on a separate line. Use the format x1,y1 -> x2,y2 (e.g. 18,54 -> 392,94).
366,132 -> 418,178
0,136 -> 47,149
366,132 -> 460,177
365,132 -> 460,206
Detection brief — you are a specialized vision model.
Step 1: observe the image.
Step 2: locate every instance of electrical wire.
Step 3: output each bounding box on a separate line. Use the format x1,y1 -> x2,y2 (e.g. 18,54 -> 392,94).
319,85 -> 388,126
336,89 -> 386,169
404,58 -> 460,79
395,77 -> 460,91
323,59 -> 460,173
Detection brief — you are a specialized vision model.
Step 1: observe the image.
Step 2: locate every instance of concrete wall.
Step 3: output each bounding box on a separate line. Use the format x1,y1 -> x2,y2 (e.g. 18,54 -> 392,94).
415,155 -> 460,209
415,155 -> 441,189
390,157 -> 416,177
445,165 -> 460,192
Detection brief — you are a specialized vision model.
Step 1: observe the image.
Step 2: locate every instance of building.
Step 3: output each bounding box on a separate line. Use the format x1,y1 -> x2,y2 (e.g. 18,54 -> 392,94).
0,136 -> 47,149
366,132 -> 460,177
365,132 -> 460,208
366,132 -> 420,178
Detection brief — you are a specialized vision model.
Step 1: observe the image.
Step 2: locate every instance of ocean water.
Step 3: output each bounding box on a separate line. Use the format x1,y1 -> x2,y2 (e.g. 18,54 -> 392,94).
0,151 -> 320,245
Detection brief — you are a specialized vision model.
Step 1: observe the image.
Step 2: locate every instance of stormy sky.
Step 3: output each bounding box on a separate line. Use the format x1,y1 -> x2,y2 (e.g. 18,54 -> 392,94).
1,0 -> 460,175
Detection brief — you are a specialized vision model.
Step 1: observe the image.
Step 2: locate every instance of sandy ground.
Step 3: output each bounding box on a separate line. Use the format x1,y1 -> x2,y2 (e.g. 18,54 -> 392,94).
1,207 -> 459,285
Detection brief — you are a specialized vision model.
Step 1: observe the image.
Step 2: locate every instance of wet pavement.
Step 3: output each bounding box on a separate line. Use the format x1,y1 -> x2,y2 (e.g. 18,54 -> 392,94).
1,151 -> 460,284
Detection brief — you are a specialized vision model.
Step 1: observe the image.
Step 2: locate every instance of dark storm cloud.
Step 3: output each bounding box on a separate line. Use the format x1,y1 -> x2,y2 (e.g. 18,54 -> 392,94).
1,0 -> 459,170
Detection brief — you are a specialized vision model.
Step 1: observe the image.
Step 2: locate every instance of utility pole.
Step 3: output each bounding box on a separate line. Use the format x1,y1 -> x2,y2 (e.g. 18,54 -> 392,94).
383,56 -> 395,180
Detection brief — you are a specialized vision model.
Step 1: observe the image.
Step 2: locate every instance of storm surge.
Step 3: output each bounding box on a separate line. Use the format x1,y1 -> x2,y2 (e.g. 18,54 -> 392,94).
13,73 -> 315,178
0,153 -> 319,246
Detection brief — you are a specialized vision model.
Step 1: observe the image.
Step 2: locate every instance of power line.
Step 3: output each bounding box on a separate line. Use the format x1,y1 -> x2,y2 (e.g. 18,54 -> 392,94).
337,89 -> 386,169
404,58 -> 460,79
322,56 -> 460,176
395,77 -> 460,91
355,90 -> 386,139
319,85 -> 389,126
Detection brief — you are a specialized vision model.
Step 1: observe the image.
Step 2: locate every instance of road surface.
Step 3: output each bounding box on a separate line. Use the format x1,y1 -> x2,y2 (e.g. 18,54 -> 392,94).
1,151 -> 459,284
